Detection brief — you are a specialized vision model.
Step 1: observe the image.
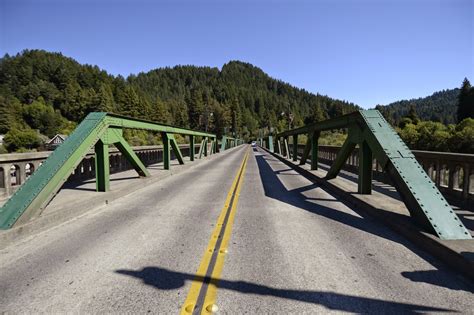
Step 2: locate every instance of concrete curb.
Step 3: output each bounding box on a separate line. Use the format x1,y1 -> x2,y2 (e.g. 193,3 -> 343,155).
0,146 -> 243,250
263,147 -> 474,282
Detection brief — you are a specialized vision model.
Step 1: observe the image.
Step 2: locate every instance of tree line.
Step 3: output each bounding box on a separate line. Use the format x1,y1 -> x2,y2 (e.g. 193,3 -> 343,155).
0,50 -> 359,152
380,78 -> 474,153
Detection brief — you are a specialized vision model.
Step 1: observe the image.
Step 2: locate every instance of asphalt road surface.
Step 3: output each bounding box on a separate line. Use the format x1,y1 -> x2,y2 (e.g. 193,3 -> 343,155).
1,145 -> 473,314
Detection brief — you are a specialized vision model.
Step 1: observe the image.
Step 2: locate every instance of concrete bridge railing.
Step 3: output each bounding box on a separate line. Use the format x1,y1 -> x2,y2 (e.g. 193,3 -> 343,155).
297,144 -> 474,207
0,144 -> 200,198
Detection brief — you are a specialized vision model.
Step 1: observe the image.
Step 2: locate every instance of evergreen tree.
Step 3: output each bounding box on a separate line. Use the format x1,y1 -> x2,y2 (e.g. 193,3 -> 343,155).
94,84 -> 115,112
187,89 -> 205,129
457,78 -> 474,122
119,86 -> 140,117
407,104 -> 420,124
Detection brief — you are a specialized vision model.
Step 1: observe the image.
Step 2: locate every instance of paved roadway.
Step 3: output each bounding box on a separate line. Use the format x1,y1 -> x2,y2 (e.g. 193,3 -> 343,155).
0,145 -> 473,314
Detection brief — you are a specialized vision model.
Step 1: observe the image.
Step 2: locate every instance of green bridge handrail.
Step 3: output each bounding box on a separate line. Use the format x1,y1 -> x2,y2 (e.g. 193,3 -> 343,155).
0,112 -> 244,229
259,110 -> 471,240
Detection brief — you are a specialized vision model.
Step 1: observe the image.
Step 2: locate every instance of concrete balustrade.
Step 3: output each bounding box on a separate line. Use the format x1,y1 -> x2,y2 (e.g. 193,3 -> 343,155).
292,144 -> 474,207
0,144 -> 201,199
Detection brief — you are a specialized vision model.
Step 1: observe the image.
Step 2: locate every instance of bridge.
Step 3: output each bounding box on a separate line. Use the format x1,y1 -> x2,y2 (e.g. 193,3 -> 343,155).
0,111 -> 473,313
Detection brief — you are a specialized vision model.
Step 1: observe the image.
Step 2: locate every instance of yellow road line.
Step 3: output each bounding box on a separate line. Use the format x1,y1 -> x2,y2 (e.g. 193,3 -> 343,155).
180,148 -> 250,315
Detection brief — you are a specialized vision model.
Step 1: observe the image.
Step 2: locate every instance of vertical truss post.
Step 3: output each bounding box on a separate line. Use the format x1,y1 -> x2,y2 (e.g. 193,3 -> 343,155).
94,140 -> 110,192
292,135 -> 298,161
212,138 -> 217,154
189,135 -> 195,161
277,138 -> 282,155
204,137 -> 208,157
358,140 -> 373,194
220,136 -> 227,152
162,132 -> 171,170
311,131 -> 320,170
268,135 -> 274,152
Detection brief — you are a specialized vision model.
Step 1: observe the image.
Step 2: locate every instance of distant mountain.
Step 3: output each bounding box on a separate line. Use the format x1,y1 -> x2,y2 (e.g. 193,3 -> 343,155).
0,50 -> 359,148
376,89 -> 459,125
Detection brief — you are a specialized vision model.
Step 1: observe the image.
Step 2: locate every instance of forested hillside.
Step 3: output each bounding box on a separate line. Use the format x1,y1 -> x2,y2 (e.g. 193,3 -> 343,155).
0,49 -> 359,152
375,89 -> 459,125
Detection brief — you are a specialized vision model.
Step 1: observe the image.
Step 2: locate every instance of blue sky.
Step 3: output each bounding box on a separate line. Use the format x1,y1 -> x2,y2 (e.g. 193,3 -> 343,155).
1,0 -> 473,108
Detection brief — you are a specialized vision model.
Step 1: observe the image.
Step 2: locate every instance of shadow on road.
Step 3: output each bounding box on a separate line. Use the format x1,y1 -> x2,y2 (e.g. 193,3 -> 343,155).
401,270 -> 474,293
116,266 -> 453,314
254,150 -> 474,293
254,153 -> 407,245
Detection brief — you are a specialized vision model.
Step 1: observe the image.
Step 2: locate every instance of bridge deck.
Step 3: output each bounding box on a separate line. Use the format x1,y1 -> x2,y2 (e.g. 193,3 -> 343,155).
0,146 -> 473,313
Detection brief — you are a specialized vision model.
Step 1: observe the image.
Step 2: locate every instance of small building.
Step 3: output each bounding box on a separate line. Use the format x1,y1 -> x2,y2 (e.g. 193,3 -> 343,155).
46,134 -> 67,150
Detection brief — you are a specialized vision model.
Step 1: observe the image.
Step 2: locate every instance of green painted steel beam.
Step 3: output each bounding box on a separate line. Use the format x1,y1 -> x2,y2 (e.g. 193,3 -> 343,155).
0,112 -> 217,229
277,111 -> 360,138
0,112 -> 109,229
299,138 -> 310,165
169,134 -> 185,165
358,140 -> 372,194
325,135 -> 357,180
189,135 -> 195,161
220,136 -> 227,152
274,109 -> 471,240
95,140 -> 110,192
292,135 -> 298,162
113,132 -> 150,177
268,136 -> 274,153
105,114 -> 215,138
358,110 -> 471,239
284,137 -> 290,159
311,131 -> 320,170
198,138 -> 206,159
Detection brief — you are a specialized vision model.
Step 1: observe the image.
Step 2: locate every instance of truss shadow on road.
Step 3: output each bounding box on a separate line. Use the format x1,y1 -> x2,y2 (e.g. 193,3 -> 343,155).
115,266 -> 452,313
254,151 -> 474,292
401,270 -> 474,293
254,153 -> 411,246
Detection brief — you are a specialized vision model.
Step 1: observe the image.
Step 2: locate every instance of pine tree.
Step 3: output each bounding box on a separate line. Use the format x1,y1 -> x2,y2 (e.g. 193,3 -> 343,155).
457,78 -> 474,122
0,96 -> 11,133
119,86 -> 140,118
187,89 -> 205,129
407,104 -> 419,124
94,84 -> 115,112
151,98 -> 171,123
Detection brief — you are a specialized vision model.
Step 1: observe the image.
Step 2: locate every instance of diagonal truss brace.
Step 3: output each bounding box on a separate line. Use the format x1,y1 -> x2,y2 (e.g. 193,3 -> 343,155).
275,110 -> 471,240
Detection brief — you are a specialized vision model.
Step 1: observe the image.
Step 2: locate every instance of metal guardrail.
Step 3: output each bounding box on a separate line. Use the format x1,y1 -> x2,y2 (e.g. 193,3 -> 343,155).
0,112 -> 244,229
258,110 -> 471,240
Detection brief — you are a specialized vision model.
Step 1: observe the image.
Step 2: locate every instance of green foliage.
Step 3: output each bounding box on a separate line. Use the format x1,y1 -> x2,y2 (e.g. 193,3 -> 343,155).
377,88 -> 460,125
1,50 -> 360,150
457,78 -> 474,122
3,128 -> 42,151
22,98 -> 65,137
0,145 -> 7,154
398,119 -> 474,153
448,118 -> 474,153
318,131 -> 347,146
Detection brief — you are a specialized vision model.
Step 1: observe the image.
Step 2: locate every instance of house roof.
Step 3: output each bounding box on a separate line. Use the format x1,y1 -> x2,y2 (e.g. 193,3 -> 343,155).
47,134 -> 68,144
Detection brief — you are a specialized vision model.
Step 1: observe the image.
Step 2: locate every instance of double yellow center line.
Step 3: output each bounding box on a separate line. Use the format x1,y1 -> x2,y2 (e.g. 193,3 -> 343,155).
180,148 -> 250,315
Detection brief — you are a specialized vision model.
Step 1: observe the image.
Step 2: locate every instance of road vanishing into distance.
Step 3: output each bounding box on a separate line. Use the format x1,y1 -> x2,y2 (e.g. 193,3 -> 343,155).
1,145 -> 473,313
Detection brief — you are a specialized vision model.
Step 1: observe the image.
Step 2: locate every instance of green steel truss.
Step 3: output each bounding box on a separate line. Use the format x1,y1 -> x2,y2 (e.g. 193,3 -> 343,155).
219,135 -> 245,151
262,110 -> 471,240
0,112 -> 222,229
